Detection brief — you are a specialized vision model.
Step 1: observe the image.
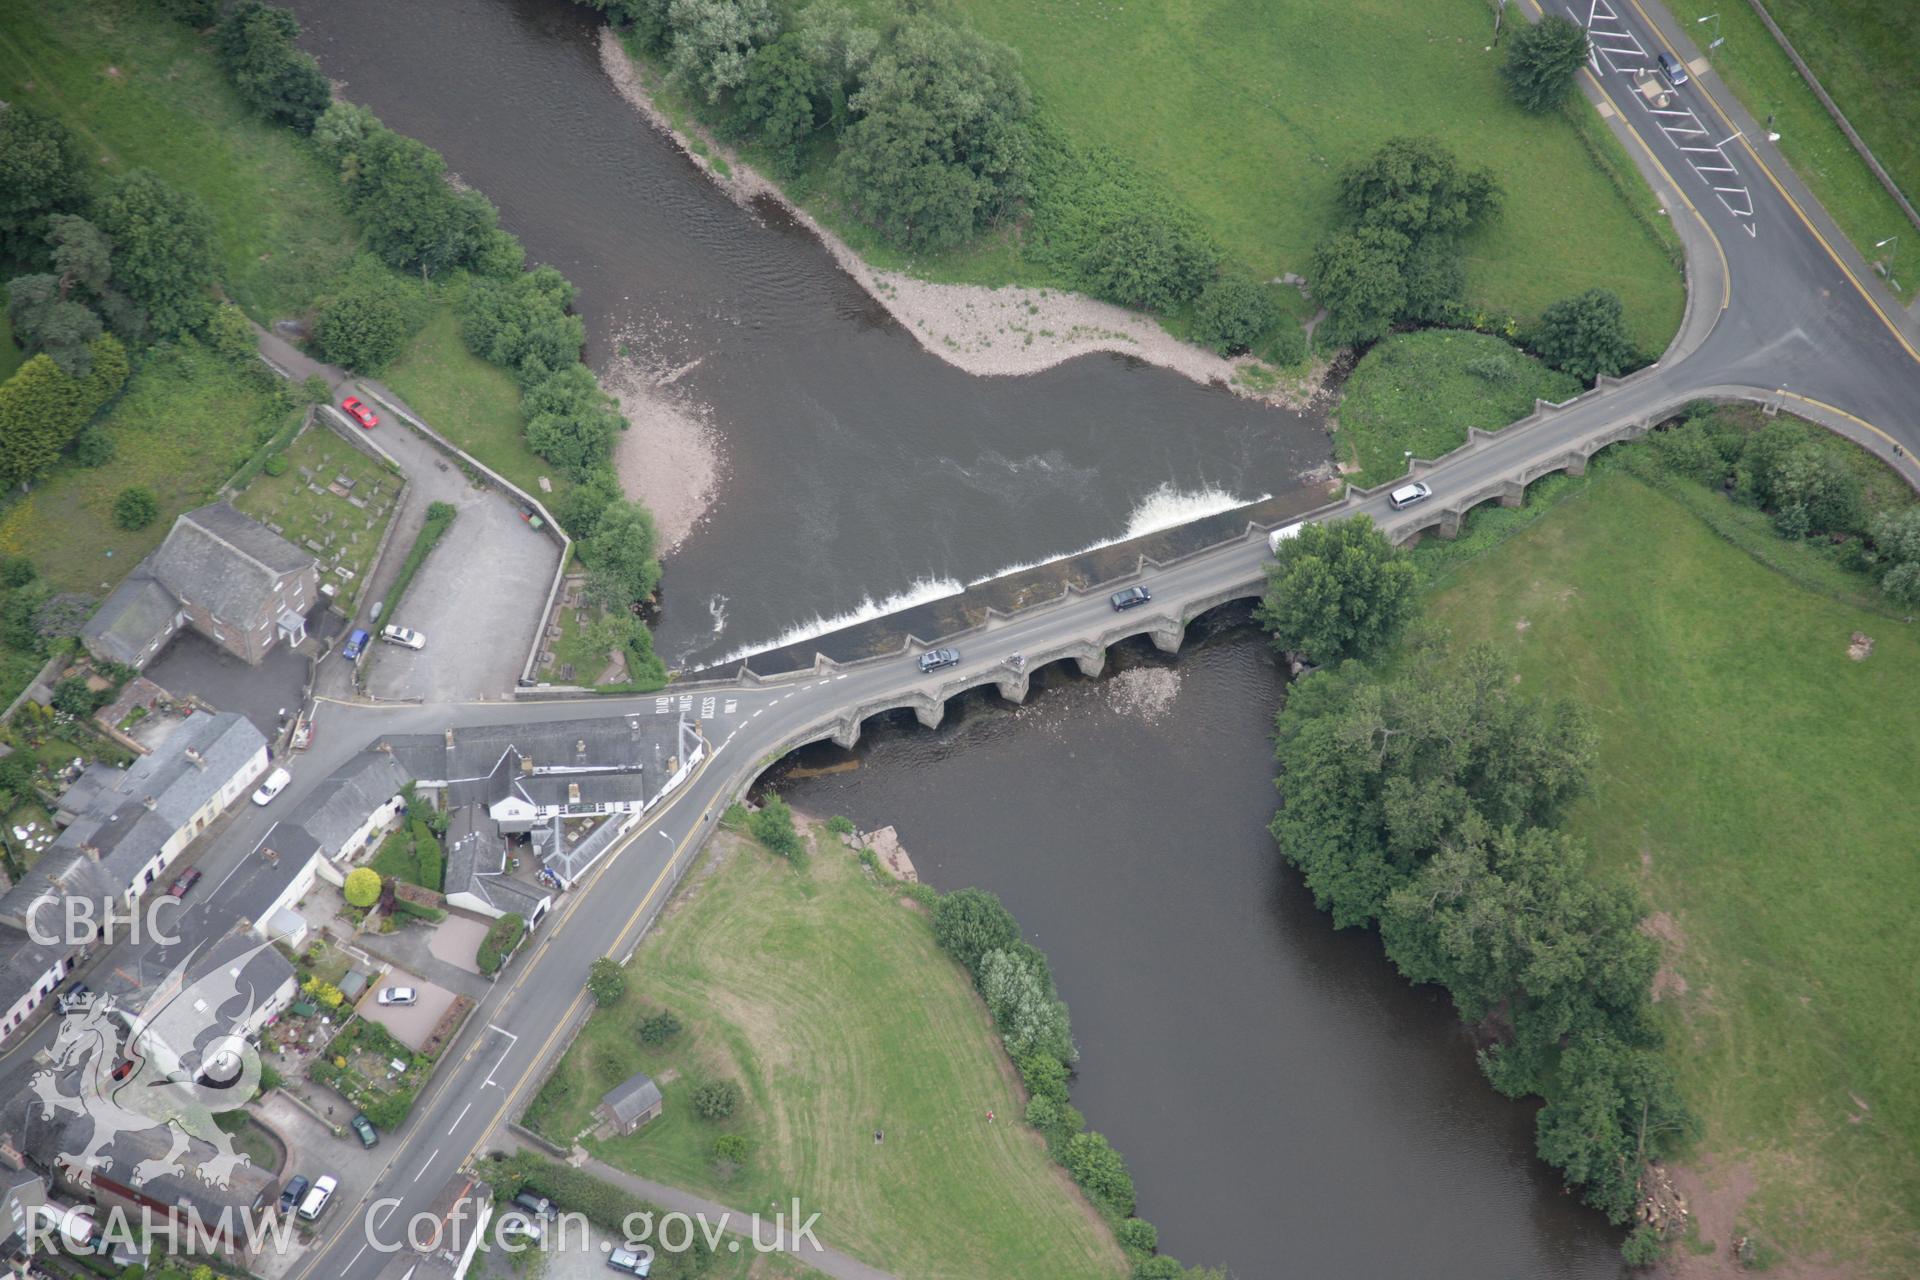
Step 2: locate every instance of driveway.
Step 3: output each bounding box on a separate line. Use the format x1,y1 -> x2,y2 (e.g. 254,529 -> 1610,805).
355,969 -> 459,1053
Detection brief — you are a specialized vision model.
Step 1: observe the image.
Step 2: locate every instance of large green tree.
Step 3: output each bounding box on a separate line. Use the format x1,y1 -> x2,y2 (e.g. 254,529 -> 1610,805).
0,103 -> 89,255
1308,226 -> 1409,346
1255,515 -> 1418,664
1336,135 -> 1502,243
666,0 -> 779,103
5,276 -> 102,378
581,498 -> 662,610
91,170 -> 217,337
1531,287 -> 1637,384
0,355 -> 82,488
524,363 -> 623,479
834,14 -> 1032,250
458,266 -> 583,384
730,32 -> 822,172
1190,277 -> 1283,356
312,262 -> 423,373
1502,16 -> 1591,113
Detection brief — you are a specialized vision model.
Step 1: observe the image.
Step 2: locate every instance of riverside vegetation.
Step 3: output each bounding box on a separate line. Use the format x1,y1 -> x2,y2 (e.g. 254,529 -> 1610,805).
572,0 -> 1682,363
1260,392 -> 1920,1268
523,809 -> 1223,1278
0,0 -> 668,693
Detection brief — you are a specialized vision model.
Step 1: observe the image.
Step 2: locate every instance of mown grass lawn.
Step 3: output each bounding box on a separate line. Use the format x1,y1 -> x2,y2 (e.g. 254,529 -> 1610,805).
382,294 -> 557,502
1425,470 -> 1920,1274
525,827 -> 1126,1280
1666,0 -> 1917,303
0,0 -> 360,319
0,342 -> 295,594
1334,329 -> 1582,485
955,0 -> 1685,351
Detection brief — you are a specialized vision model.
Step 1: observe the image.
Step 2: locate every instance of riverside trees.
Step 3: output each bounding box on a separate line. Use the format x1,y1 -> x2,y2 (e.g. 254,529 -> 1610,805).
1255,516 -> 1418,664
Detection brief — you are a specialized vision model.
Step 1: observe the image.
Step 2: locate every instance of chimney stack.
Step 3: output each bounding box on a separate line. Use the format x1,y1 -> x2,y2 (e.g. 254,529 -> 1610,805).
184,747 -> 205,769
143,795 -> 156,810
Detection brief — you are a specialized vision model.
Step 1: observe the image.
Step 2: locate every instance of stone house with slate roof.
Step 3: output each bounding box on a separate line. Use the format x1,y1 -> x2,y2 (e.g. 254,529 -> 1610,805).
597,1070 -> 664,1135
82,502 -> 318,669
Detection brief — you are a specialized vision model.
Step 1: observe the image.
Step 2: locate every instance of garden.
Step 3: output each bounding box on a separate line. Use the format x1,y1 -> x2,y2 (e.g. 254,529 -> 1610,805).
307,1008 -> 436,1131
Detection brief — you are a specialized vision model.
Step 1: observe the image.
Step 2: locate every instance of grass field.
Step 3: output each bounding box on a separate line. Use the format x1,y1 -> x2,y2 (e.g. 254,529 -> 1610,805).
956,0 -> 1686,352
525,827 -> 1126,1280
1666,0 -> 1918,303
1334,329 -> 1583,484
0,0 -> 361,320
383,295 -> 556,501
0,342 -> 295,593
1424,470 -> 1920,1274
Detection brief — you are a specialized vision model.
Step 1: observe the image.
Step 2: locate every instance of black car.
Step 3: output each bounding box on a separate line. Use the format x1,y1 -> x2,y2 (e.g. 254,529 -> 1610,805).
278,1175 -> 310,1215
1656,51 -> 1689,87
350,1113 -> 379,1148
56,983 -> 91,1014
917,648 -> 961,673
1109,585 -> 1152,611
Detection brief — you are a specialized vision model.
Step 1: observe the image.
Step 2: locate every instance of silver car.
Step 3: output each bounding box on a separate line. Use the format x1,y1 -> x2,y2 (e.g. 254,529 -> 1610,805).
377,986 -> 418,1006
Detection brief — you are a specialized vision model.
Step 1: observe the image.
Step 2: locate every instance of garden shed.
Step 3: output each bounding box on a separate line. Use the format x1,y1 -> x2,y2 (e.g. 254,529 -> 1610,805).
597,1070 -> 664,1135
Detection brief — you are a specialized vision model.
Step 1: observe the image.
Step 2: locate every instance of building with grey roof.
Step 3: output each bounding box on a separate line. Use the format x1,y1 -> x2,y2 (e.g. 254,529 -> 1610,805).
282,750 -> 409,862
0,713 -> 266,1044
596,1070 -> 663,1135
82,502 -> 317,670
442,806 -> 550,925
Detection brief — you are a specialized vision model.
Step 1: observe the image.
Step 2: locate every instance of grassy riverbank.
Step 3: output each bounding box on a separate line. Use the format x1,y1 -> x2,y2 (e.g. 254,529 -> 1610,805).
525,822 -> 1127,1280
1421,468 -> 1920,1274
1664,0 -> 1917,303
1333,330 -> 1583,485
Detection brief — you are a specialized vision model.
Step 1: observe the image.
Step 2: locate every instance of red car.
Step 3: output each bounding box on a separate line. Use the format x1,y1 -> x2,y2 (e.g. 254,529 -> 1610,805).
341,396 -> 378,429
166,868 -> 202,898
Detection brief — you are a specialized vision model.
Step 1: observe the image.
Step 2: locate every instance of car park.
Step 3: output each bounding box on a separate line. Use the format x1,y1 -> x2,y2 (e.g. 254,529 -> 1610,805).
298,1175 -> 337,1221
606,1248 -> 653,1276
1109,585 -> 1152,611
278,1176 -> 310,1215
251,767 -> 292,806
1656,51 -> 1689,86
917,647 -> 961,673
377,986 -> 417,1006
341,397 -> 378,429
165,868 -> 202,899
342,629 -> 370,661
380,624 -> 426,650
350,1113 -> 378,1148
1387,481 -> 1433,511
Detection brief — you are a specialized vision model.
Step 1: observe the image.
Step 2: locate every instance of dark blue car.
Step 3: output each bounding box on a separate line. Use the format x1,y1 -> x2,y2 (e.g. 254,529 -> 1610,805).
342,629 -> 370,661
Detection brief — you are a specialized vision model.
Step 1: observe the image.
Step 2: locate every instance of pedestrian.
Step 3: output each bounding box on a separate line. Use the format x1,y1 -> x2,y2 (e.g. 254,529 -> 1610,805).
986,1110 -> 995,1124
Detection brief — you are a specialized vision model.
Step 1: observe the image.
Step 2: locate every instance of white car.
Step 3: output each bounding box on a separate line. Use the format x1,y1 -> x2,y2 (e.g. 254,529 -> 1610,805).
1266,522 -> 1303,554
298,1175 -> 337,1222
251,767 -> 292,806
381,624 -> 426,650
496,1214 -> 542,1246
377,986 -> 418,1006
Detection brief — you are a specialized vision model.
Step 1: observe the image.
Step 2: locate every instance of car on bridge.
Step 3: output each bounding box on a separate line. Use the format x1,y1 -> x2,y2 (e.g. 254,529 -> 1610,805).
1109,585 -> 1152,611
1388,481 -> 1433,511
917,647 -> 961,673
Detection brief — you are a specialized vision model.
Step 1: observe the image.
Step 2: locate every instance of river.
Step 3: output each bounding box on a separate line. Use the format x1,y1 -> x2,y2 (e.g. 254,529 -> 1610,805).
288,1 -> 1625,1273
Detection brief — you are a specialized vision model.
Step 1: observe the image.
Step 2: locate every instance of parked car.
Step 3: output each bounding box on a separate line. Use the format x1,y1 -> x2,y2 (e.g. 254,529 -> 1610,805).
377,986 -> 417,1006
252,767 -> 292,806
278,1175 -> 310,1215
1267,522 -> 1303,555
342,629 -> 370,661
341,397 -> 378,429
298,1175 -> 337,1221
381,624 -> 426,650
606,1248 -> 653,1276
512,1192 -> 555,1220
1109,585 -> 1152,611
1387,481 -> 1433,511
165,868 -> 202,899
349,1113 -> 378,1148
1656,51 -> 1689,86
56,983 -> 92,1014
496,1214 -> 542,1246
916,647 -> 961,674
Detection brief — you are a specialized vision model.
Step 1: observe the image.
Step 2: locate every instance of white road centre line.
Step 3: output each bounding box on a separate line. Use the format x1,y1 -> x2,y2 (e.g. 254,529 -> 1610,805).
751,708 -> 763,718
448,1102 -> 472,1134
413,1150 -> 440,1181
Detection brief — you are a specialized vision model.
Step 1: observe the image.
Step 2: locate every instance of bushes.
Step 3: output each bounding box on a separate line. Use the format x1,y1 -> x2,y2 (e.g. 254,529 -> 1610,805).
1530,287 -> 1638,384
1254,515 -> 1419,664
215,2 -> 332,132
930,886 -> 1020,977
638,1010 -> 682,1045
744,794 -> 803,860
1189,277 -> 1285,356
524,365 -> 624,480
1061,1131 -> 1134,1218
690,1079 -> 739,1120
478,913 -> 527,974
1502,15 -> 1590,113
580,499 -> 661,610
111,486 -> 157,531
382,501 -> 457,626
588,957 -> 626,1007
344,866 -> 382,908
457,267 -> 583,385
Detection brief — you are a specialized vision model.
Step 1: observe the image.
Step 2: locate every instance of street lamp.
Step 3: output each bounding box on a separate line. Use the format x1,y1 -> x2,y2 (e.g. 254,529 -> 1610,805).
1696,13 -> 1724,52
1875,235 -> 1900,290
